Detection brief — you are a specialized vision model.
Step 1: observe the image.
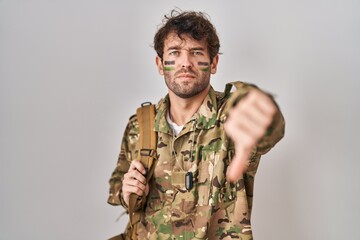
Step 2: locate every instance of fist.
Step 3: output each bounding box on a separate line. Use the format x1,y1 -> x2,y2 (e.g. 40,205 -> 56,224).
122,160 -> 149,206
224,89 -> 276,182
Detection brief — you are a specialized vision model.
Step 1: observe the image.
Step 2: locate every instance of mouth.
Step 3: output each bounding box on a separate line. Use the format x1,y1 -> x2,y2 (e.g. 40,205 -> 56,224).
177,74 -> 195,79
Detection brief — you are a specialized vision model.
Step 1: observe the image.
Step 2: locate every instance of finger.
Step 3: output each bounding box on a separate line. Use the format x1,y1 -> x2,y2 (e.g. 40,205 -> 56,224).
145,183 -> 150,197
122,180 -> 146,205
238,124 -> 263,145
123,194 -> 130,206
226,147 -> 251,182
231,111 -> 267,140
234,101 -> 272,128
248,90 -> 276,117
225,118 -> 257,149
124,169 -> 147,184
234,91 -> 274,124
124,178 -> 146,191
229,95 -> 275,139
123,185 -> 146,197
130,160 -> 146,175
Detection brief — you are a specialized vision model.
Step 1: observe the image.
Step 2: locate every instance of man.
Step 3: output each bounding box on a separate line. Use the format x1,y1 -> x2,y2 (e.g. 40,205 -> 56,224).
108,10 -> 285,239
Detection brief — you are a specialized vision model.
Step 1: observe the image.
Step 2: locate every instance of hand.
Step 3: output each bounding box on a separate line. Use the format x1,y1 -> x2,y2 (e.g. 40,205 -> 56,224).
224,89 -> 276,182
122,160 -> 149,206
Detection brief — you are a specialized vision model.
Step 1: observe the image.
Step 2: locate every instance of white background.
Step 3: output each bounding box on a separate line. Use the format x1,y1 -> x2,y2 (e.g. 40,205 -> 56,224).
1,0 -> 359,239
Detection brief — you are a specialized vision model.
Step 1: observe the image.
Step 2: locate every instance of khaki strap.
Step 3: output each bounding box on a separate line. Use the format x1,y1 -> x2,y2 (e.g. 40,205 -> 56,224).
108,234 -> 124,240
128,102 -> 157,239
136,103 -> 156,174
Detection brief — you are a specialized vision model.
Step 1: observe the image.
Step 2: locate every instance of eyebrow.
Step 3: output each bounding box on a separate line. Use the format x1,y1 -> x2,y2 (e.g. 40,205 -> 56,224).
189,47 -> 206,51
166,46 -> 206,52
166,46 -> 181,51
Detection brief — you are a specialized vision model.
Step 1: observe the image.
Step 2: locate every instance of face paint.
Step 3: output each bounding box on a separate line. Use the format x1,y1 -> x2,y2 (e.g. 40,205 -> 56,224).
198,62 -> 210,72
164,60 -> 175,71
198,62 -> 210,66
164,61 -> 175,65
164,66 -> 175,71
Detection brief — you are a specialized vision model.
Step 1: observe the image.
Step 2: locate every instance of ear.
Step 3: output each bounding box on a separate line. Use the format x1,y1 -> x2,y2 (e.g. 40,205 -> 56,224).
210,54 -> 219,74
156,56 -> 164,75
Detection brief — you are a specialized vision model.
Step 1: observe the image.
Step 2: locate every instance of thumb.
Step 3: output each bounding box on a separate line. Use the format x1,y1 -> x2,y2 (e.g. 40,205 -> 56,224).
145,183 -> 150,196
226,146 -> 251,182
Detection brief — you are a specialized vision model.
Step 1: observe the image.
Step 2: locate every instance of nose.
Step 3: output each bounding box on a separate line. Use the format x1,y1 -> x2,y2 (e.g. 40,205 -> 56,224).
180,52 -> 193,68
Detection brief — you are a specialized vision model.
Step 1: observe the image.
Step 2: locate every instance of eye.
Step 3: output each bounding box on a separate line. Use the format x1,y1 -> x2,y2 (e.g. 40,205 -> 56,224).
169,51 -> 179,56
192,51 -> 204,56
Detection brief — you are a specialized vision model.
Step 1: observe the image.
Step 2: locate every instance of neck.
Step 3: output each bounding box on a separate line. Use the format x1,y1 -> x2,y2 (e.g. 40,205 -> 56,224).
168,85 -> 210,126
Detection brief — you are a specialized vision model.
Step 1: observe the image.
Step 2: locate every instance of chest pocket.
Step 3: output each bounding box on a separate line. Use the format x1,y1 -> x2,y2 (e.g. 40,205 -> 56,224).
210,147 -> 238,206
196,150 -> 217,206
195,145 -> 236,207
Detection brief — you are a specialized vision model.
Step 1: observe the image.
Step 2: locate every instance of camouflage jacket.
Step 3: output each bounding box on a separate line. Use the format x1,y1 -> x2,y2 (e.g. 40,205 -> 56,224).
108,82 -> 285,240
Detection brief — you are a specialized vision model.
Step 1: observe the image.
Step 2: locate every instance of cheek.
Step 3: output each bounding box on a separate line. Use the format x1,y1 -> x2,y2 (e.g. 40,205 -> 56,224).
164,60 -> 175,65
196,61 -> 210,72
163,71 -> 173,80
163,60 -> 176,72
164,66 -> 175,71
199,67 -> 210,72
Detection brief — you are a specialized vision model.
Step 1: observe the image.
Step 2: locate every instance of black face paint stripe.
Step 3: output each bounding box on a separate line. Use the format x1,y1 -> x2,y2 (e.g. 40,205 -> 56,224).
198,62 -> 210,66
164,61 -> 175,65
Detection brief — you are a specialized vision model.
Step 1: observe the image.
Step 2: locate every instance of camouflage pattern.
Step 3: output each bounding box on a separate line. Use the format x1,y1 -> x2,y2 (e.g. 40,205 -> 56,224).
108,82 -> 285,239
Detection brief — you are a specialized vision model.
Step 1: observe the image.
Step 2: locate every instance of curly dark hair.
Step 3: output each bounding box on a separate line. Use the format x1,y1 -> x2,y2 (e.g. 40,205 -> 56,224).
154,10 -> 220,63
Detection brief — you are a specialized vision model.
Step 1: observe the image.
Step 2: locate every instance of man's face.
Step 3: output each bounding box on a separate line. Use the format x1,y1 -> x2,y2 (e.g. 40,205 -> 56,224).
156,32 -> 219,99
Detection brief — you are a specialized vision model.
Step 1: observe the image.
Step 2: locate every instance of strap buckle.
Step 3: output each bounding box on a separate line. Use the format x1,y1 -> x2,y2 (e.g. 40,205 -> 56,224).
141,102 -> 152,107
140,148 -> 155,156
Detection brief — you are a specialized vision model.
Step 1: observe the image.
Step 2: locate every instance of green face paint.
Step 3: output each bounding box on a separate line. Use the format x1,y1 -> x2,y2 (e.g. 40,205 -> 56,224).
164,60 -> 175,71
198,62 -> 210,71
200,67 -> 210,72
164,66 -> 175,71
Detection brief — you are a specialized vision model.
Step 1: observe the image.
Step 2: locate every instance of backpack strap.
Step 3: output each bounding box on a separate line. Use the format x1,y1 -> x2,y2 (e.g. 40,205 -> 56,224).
128,102 -> 157,239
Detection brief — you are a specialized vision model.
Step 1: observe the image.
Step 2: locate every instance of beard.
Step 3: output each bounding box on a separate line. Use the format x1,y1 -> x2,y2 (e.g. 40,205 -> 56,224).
164,68 -> 211,99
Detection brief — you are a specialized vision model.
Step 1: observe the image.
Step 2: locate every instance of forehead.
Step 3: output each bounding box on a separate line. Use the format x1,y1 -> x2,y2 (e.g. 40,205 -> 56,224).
163,32 -> 208,50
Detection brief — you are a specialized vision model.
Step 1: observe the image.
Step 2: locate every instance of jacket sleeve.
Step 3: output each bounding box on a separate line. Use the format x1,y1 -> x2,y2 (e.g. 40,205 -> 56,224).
107,115 -> 139,209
